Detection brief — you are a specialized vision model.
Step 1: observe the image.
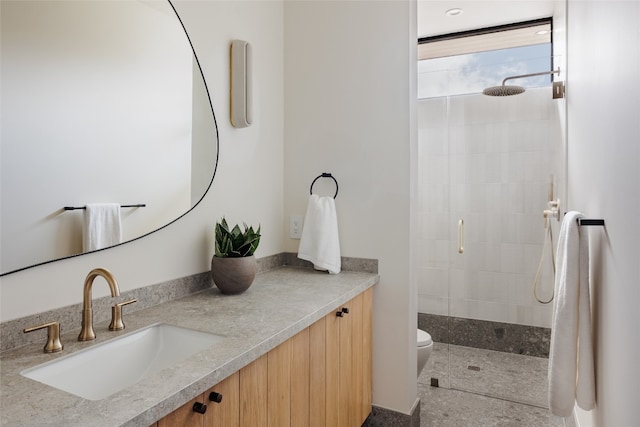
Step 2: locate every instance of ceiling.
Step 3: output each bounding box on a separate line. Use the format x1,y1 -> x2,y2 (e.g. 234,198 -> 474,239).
418,0 -> 559,38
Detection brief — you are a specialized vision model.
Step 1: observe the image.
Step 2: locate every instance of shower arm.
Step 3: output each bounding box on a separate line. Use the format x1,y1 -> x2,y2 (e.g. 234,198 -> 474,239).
502,67 -> 560,86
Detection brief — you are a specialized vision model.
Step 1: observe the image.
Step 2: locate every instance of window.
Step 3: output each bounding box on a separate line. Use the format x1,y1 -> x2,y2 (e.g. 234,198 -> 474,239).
417,19 -> 553,98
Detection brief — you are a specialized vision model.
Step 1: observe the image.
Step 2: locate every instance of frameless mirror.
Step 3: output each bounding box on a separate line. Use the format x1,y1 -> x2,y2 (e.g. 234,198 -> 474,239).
0,0 -> 218,275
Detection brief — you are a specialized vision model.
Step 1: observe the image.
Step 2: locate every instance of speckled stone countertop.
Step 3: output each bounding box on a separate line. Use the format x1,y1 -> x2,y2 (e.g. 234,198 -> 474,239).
0,266 -> 378,426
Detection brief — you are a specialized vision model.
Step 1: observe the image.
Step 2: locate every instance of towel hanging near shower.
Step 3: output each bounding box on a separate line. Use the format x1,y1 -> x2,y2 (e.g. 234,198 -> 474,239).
548,211 -> 596,417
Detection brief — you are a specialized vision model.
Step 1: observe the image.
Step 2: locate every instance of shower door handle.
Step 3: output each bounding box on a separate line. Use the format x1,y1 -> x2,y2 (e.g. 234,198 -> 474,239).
457,219 -> 464,254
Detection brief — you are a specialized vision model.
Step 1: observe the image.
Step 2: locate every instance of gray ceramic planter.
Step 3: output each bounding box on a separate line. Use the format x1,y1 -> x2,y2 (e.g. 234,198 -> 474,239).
210,255 -> 257,294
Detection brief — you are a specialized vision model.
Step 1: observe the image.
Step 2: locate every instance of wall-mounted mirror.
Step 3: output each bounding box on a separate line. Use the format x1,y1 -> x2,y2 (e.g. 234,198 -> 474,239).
0,0 -> 218,275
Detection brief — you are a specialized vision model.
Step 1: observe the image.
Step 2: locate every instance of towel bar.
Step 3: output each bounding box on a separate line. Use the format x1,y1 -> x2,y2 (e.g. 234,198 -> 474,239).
64,204 -> 146,211
310,173 -> 338,199
577,218 -> 605,226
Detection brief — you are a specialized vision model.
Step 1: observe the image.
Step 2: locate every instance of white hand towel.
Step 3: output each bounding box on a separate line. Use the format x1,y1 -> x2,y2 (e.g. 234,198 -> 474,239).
83,203 -> 122,252
297,194 -> 341,274
548,211 -> 596,417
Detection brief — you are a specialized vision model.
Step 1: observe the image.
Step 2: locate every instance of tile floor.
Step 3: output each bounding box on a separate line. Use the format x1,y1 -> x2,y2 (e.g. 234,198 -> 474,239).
418,343 -> 568,426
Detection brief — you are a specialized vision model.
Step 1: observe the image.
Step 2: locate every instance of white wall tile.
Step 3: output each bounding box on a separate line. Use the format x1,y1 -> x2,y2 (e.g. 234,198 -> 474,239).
485,214 -> 505,243
485,183 -> 502,214
501,243 -> 524,273
420,212 -> 449,240
532,304 -> 553,328
419,238 -> 450,268
514,305 -> 533,325
417,98 -> 447,129
418,295 -> 449,316
507,152 -> 525,182
451,184 -> 466,211
476,271 -> 509,303
485,153 -> 502,183
506,273 -> 529,306
466,124 -> 487,154
505,182 -> 526,214
449,125 -> 465,154
517,213 -> 544,244
483,243 -> 502,272
417,267 -> 449,297
485,123 -> 508,153
449,154 -> 465,186
449,267 -> 465,300
468,154 -> 486,184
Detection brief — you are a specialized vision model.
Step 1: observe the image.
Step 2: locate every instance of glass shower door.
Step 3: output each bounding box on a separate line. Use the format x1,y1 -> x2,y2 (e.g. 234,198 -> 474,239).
444,88 -> 563,407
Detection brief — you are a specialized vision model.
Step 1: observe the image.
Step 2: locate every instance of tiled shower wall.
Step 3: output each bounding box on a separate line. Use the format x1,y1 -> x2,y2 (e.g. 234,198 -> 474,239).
417,87 -> 564,329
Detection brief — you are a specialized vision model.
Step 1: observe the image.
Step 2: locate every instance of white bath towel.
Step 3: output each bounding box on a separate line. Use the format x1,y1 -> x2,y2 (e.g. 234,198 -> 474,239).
548,211 -> 596,417
83,203 -> 122,252
297,194 -> 341,274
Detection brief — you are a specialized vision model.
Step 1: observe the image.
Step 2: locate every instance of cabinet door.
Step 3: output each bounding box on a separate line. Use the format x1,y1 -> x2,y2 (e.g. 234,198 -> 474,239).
361,287 -> 373,423
324,292 -> 371,427
291,328 -> 310,427
268,337 -> 292,427
309,318 -> 326,427
350,293 -> 364,427
204,372 -> 239,427
239,354 -> 268,427
325,305 -> 342,427
158,395 -> 204,427
339,298 -> 354,427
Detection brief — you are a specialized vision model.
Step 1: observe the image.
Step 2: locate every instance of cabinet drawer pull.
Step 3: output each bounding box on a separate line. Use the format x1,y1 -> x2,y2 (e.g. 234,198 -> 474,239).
209,391 -> 223,403
457,218 -> 464,254
341,307 -> 349,314
336,311 -> 344,317
192,402 -> 207,414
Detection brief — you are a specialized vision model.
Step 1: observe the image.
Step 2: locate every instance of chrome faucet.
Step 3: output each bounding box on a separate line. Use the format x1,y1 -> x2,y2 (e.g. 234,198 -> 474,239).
78,268 -> 120,341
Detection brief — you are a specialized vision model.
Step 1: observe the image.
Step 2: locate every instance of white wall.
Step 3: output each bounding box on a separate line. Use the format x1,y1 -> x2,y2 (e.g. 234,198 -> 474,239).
0,0 -> 285,321
567,1 -> 640,426
284,0 -> 417,415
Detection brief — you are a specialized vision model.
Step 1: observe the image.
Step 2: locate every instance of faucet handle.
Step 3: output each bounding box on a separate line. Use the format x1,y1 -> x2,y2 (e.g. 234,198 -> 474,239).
24,321 -> 64,353
109,299 -> 137,331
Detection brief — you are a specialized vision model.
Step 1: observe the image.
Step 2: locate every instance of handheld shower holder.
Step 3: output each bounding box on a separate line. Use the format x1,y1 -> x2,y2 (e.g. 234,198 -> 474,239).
544,199 -> 561,221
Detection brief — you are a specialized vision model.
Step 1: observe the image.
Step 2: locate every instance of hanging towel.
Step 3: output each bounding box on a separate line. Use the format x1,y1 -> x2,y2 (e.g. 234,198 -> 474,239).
83,203 -> 122,252
548,211 -> 596,417
297,194 -> 341,274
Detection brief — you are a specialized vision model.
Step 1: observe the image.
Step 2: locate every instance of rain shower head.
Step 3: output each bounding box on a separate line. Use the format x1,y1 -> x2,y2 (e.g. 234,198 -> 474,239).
483,67 -> 561,97
483,85 -> 525,96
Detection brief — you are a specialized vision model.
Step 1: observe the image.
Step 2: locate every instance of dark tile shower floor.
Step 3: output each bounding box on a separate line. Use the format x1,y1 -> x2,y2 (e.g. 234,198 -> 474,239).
418,343 -> 567,426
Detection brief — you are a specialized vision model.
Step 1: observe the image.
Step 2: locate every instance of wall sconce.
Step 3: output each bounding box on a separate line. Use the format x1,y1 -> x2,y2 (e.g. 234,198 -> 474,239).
230,39 -> 252,128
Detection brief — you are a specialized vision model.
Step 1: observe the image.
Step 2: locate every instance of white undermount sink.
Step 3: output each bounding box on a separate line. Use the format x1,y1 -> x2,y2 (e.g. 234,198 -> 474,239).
21,323 -> 223,400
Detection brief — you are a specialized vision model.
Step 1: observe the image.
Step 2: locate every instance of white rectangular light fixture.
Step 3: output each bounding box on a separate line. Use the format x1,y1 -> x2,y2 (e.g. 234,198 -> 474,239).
230,39 -> 252,128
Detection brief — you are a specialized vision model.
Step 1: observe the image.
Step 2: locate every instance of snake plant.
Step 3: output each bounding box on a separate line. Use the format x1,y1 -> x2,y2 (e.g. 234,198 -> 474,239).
214,217 -> 261,258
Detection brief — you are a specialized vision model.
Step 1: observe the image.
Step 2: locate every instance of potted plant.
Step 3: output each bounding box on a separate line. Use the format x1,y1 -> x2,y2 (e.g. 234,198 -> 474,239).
210,217 -> 261,294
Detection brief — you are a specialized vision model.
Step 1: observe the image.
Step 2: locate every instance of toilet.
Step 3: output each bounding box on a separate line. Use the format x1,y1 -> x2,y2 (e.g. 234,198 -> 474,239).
417,329 -> 433,376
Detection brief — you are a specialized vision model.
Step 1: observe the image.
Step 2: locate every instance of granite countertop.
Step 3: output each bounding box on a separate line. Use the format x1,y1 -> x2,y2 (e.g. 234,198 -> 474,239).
0,266 -> 378,426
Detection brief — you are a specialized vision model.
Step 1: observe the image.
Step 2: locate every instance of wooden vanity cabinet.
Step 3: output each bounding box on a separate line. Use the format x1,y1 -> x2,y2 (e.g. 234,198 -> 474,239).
323,289 -> 372,427
239,354 -> 267,426
156,288 -> 372,427
206,371 -> 240,427
157,395 -> 204,427
156,372 -> 240,427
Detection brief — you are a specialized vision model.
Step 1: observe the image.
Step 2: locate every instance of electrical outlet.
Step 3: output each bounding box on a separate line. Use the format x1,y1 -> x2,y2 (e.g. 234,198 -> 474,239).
290,215 -> 303,239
